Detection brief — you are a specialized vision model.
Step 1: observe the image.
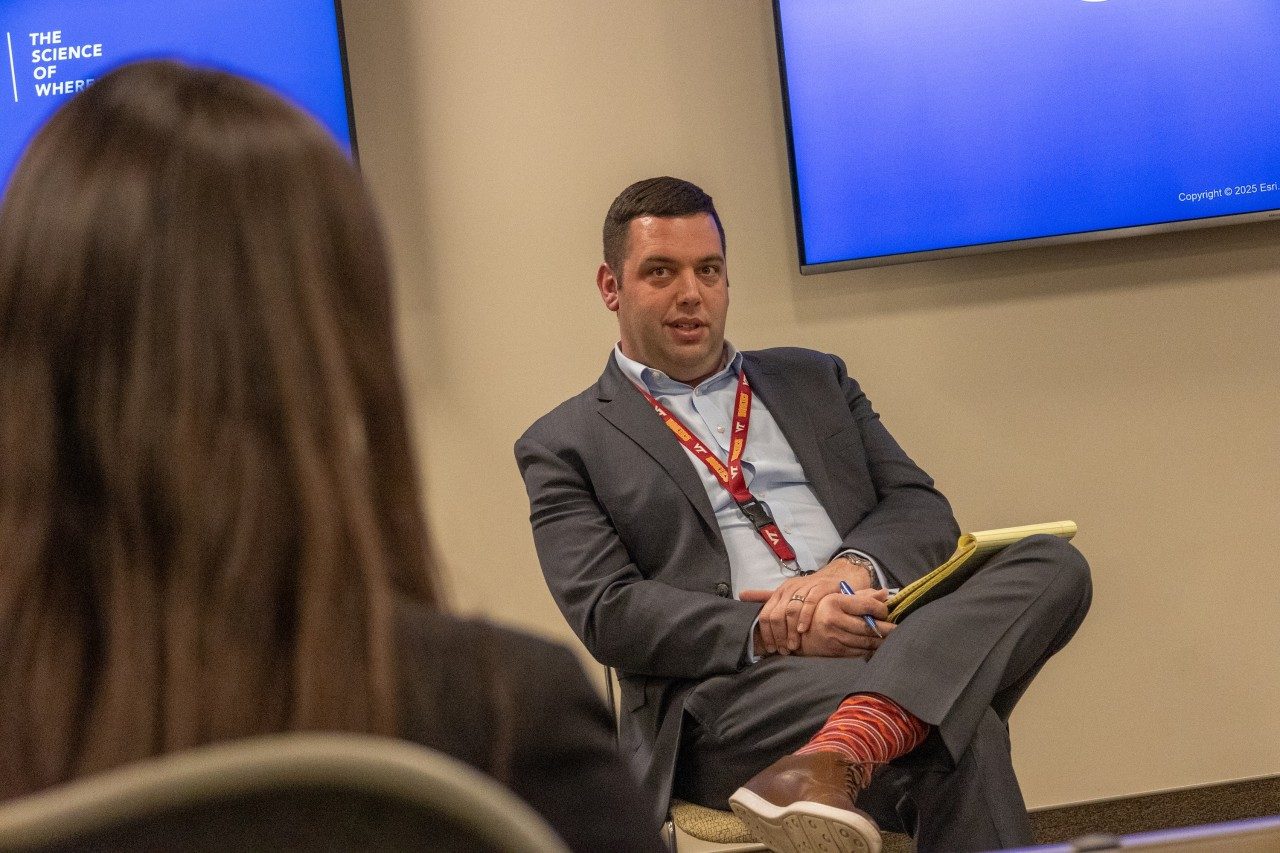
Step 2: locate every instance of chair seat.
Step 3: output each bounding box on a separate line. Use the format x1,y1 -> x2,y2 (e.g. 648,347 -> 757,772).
669,797 -> 917,853
670,798 -> 758,844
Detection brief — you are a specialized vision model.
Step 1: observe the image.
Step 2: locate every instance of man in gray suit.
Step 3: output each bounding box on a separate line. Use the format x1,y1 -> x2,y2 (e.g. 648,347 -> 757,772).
516,177 -> 1091,853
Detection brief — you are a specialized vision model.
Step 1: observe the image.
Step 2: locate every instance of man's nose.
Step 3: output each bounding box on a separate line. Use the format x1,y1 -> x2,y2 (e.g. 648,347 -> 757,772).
674,269 -> 702,304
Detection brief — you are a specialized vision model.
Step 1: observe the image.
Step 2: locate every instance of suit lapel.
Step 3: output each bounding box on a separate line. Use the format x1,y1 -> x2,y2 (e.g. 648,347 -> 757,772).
596,358 -> 719,534
742,353 -> 842,516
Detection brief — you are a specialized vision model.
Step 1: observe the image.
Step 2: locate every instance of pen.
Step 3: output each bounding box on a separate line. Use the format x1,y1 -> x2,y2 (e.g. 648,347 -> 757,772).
838,580 -> 884,639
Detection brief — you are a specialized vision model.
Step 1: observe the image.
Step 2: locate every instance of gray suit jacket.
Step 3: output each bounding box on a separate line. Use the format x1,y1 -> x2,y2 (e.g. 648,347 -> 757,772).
515,347 -> 959,816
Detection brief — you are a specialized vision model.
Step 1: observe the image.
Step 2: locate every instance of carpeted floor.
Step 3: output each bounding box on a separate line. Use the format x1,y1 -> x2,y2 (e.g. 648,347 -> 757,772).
881,774 -> 1280,851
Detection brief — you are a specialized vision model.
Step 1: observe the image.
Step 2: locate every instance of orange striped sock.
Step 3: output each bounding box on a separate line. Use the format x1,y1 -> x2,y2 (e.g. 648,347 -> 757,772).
795,693 -> 930,791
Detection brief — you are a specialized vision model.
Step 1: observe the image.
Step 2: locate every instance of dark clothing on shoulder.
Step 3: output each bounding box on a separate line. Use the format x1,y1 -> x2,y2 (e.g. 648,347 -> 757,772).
396,599 -> 663,852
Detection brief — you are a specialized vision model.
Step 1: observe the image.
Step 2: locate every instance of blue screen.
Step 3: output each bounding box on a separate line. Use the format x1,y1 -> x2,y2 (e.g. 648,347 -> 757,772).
776,0 -> 1280,269
1,0 -> 352,191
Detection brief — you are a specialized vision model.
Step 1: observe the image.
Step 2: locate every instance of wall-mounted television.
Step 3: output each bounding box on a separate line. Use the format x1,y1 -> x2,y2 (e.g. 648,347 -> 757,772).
1,0 -> 355,193
774,0 -> 1280,273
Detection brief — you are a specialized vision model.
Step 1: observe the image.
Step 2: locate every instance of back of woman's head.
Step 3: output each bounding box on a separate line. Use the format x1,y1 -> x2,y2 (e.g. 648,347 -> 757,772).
0,60 -> 437,795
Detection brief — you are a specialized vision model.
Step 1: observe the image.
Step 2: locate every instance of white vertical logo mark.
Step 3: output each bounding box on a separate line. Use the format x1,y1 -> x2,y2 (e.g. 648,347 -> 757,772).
6,33 -> 17,102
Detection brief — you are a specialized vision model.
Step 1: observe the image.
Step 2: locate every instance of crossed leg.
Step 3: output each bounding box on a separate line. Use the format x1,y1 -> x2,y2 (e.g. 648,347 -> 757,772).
674,535 -> 1091,851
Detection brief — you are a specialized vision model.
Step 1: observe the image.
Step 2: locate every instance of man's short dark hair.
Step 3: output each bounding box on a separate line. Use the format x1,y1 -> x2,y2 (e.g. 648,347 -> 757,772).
602,176 -> 725,278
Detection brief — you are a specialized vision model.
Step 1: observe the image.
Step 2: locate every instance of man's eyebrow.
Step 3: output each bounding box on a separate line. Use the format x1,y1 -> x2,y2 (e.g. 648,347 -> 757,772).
638,254 -> 678,266
638,253 -> 725,266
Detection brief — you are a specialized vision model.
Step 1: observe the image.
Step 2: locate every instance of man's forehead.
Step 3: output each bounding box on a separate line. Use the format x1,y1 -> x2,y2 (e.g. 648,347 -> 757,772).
625,213 -> 723,260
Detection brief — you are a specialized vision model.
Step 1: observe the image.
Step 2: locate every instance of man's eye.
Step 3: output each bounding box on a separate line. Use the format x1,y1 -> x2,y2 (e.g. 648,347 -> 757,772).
700,266 -> 721,276
650,267 -> 670,277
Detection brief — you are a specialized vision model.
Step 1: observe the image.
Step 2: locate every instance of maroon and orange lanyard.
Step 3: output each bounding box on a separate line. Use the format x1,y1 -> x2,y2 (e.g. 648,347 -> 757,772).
632,371 -> 802,574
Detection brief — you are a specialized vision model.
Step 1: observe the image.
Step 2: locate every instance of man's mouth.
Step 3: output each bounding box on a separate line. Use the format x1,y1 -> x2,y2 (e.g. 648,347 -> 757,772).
668,319 -> 705,331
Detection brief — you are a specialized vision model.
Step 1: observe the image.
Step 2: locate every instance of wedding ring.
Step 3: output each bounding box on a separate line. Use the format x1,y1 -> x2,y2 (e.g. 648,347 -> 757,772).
790,594 -> 806,602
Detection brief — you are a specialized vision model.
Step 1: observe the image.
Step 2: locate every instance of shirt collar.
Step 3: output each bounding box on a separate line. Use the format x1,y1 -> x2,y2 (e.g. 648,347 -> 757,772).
612,342 -> 742,395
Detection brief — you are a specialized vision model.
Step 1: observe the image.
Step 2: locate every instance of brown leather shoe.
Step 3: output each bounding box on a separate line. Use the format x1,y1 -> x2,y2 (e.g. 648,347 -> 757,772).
727,752 -> 881,853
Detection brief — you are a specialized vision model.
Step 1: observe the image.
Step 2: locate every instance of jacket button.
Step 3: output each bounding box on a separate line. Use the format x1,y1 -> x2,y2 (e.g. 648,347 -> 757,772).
714,582 -> 731,598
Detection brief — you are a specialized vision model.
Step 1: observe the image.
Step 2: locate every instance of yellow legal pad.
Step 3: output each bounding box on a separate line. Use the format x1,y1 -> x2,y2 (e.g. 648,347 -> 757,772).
886,521 -> 1077,623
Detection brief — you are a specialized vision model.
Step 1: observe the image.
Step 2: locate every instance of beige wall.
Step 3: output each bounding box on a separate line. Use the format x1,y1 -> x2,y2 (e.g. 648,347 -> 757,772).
341,1 -> 1280,809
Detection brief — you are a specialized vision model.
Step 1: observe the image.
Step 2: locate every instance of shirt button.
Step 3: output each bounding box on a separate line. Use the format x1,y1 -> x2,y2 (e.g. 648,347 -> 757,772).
716,425 -> 725,433
714,582 -> 731,598
784,527 -> 793,534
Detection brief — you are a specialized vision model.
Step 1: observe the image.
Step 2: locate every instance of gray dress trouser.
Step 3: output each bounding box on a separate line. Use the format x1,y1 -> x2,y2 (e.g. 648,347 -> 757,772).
674,534 -> 1092,853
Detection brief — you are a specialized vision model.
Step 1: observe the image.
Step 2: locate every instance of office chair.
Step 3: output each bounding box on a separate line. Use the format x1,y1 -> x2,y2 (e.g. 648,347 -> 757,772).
0,732 -> 569,853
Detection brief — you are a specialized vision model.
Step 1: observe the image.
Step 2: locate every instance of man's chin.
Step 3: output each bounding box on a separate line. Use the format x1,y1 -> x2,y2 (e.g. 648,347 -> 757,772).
667,353 -> 724,385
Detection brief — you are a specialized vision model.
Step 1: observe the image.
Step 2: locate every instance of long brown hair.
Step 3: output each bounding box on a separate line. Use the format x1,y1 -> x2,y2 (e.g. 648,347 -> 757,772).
0,60 -> 438,797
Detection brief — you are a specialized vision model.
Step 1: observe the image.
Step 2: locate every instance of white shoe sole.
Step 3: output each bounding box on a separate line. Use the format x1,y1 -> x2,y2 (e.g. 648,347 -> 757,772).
727,787 -> 882,853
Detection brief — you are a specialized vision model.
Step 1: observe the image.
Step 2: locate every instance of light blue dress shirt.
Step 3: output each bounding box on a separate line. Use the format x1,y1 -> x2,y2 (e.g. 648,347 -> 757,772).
612,344 -> 885,600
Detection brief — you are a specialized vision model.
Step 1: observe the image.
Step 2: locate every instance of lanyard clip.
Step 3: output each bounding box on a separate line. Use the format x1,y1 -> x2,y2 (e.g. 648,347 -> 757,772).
780,559 -> 809,576
737,497 -> 774,532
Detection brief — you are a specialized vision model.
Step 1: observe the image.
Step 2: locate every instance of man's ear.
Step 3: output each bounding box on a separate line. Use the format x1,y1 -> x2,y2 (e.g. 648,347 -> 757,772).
596,263 -> 621,312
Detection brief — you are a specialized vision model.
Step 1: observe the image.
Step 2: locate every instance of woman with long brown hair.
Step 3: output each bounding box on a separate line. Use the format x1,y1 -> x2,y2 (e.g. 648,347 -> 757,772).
0,60 -> 658,851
